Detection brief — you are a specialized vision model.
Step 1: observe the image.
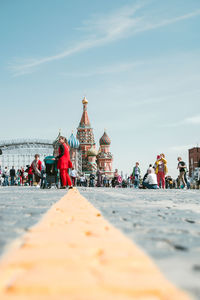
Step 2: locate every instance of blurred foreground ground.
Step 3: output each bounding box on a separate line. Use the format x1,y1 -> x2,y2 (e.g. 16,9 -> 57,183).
0,187 -> 200,299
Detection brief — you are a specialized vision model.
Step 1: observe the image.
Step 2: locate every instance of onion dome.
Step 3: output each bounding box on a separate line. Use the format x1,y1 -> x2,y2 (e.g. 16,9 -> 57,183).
68,132 -> 80,149
82,96 -> 88,105
99,131 -> 111,146
87,145 -> 97,156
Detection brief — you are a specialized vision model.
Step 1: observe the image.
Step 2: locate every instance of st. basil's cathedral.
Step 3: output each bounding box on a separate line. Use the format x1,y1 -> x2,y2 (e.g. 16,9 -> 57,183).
54,97 -> 113,177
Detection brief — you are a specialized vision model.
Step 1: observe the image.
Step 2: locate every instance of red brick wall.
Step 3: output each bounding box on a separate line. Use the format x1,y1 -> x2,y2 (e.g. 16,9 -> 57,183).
189,147 -> 200,176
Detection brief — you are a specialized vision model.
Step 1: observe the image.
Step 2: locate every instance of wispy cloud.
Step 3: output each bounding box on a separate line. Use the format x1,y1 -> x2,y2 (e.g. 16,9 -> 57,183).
165,114 -> 200,128
185,115 -> 200,124
61,61 -> 144,77
9,3 -> 200,76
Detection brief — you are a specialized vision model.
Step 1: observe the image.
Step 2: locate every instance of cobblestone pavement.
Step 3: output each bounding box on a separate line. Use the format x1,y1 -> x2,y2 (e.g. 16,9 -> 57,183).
81,188 -> 200,300
0,187 -> 200,299
0,187 -> 65,256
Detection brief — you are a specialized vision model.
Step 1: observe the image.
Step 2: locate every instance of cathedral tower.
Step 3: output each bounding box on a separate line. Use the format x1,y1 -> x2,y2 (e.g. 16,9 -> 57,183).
97,130 -> 113,177
77,97 -> 95,172
68,132 -> 80,173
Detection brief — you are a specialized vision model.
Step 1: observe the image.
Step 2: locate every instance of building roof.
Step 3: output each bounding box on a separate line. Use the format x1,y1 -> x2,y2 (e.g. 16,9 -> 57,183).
87,145 -> 97,157
99,131 -> 111,146
79,97 -> 90,128
68,132 -> 80,149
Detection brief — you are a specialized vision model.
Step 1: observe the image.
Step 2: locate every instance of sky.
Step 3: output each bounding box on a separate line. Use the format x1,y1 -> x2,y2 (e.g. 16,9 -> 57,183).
0,0 -> 200,177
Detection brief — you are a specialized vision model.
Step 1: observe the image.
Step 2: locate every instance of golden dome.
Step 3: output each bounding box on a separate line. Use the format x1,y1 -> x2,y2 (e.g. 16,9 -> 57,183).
82,96 -> 88,104
87,145 -> 97,157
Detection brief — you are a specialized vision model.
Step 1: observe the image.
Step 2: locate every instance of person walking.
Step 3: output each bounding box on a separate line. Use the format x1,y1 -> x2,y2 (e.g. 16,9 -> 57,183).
10,166 -> 16,186
25,165 -> 33,186
3,166 -> 9,186
96,169 -> 103,187
70,167 -> 77,186
40,161 -> 46,188
177,157 -> 188,188
31,154 -> 42,186
89,173 -> 95,187
132,162 -> 141,189
154,154 -> 168,189
80,174 -> 86,187
19,167 -> 25,185
103,174 -> 108,187
55,136 -> 73,189
16,169 -> 21,185
112,169 -> 119,187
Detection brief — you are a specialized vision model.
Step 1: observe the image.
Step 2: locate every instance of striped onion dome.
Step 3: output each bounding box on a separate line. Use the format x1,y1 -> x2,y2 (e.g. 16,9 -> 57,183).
68,133 -> 80,149
87,145 -> 97,157
99,131 -> 111,146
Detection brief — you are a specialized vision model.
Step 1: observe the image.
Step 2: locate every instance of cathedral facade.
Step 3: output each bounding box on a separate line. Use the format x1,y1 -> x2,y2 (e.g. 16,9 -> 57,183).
53,97 -> 113,176
77,97 -> 113,176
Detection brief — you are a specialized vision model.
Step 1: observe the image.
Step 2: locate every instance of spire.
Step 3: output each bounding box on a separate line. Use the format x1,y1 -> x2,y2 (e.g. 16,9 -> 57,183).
79,96 -> 90,128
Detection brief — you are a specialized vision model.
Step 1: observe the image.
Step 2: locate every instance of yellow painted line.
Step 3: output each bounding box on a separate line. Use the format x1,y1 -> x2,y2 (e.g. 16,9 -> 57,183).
0,188 -> 191,300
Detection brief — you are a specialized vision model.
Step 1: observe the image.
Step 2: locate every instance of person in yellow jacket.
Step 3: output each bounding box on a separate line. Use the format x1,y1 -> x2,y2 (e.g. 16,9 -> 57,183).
154,153 -> 168,189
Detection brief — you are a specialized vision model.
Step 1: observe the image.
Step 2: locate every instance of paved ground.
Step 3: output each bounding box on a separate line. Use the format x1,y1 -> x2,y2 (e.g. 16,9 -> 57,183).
0,187 -> 200,299
81,188 -> 200,300
0,187 -> 65,256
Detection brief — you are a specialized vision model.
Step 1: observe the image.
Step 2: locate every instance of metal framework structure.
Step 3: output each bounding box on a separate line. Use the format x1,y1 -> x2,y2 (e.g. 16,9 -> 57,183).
0,139 -> 53,171
0,139 -> 82,174
0,139 -> 53,149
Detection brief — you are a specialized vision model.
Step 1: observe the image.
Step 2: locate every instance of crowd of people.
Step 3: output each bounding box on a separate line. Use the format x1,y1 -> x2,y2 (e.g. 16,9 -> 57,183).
0,136 -> 73,189
0,155 -> 43,187
130,154 -> 190,189
0,143 -> 192,190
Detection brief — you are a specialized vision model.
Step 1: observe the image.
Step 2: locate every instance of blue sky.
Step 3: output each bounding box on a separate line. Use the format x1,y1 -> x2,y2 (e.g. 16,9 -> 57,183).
0,0 -> 200,177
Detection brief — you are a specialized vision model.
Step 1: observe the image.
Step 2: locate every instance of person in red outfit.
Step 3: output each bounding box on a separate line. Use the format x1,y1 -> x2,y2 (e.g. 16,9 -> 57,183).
19,167 -> 25,185
56,136 -> 73,189
27,165 -> 33,186
154,153 -> 168,189
31,154 -> 42,185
